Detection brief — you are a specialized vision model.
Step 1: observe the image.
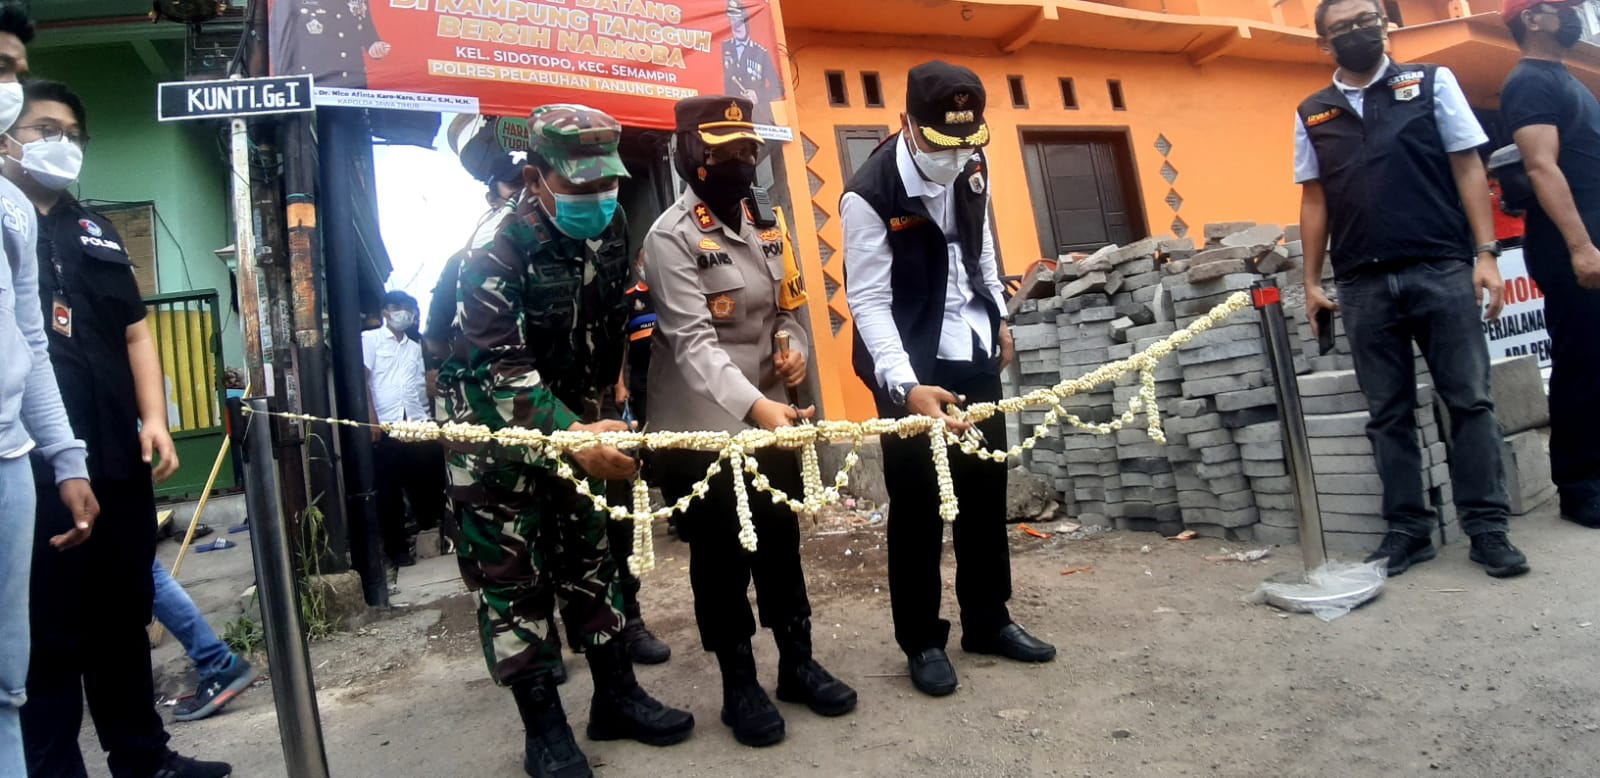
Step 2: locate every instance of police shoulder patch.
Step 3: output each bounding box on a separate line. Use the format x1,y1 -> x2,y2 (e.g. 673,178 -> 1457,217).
693,203 -> 717,231
1304,107 -> 1342,127
79,218 -> 102,238
709,294 -> 736,320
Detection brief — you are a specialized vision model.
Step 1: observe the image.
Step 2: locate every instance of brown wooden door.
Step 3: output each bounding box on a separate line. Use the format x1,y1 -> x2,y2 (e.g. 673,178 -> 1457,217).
1022,133 -> 1143,256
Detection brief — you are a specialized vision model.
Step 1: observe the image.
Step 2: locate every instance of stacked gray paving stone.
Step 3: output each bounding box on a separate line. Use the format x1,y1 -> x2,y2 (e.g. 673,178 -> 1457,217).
1290,369 -> 1453,554
1004,222 -> 1556,552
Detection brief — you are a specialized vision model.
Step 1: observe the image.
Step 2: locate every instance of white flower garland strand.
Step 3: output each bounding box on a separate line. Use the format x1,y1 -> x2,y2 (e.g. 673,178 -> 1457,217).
247,292 -> 1252,575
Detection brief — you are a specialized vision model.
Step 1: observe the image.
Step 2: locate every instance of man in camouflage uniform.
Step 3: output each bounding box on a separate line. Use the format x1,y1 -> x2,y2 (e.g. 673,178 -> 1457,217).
438,104 -> 694,778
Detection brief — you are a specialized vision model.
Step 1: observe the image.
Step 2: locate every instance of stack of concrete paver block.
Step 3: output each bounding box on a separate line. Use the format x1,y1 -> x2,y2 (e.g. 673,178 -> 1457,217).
1291,368 -> 1453,553
1001,221 -> 1559,553
1490,355 -> 1556,515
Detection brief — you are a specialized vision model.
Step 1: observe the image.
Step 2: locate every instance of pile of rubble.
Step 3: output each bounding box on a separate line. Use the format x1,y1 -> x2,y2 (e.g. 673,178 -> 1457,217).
1005,221 -> 1555,552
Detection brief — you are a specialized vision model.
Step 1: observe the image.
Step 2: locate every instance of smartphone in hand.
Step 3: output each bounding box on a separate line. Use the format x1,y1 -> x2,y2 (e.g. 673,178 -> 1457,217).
1316,308 -> 1336,355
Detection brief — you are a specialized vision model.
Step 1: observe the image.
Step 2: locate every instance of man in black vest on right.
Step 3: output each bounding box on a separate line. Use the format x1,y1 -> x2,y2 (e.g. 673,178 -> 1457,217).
1297,0 -> 1530,578
843,61 -> 1054,698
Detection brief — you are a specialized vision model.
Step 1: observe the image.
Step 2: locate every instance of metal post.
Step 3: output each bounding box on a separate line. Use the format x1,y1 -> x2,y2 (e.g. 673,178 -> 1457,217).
231,116 -> 268,398
242,398 -> 330,778
1252,278 -> 1328,570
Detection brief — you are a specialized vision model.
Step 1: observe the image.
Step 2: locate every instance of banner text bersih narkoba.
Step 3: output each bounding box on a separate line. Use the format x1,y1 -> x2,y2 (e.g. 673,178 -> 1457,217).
267,0 -> 790,129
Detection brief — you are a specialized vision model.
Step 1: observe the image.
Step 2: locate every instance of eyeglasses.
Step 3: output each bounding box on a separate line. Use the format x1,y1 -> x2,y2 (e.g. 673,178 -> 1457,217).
1327,11 -> 1386,38
706,143 -> 758,165
14,124 -> 88,149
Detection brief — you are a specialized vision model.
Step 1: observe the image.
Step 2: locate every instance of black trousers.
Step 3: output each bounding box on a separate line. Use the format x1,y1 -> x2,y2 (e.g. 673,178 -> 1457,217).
1523,237 -> 1600,509
603,481 -> 643,620
23,462 -> 169,778
374,435 -> 448,558
877,361 -> 1012,656
654,448 -> 811,651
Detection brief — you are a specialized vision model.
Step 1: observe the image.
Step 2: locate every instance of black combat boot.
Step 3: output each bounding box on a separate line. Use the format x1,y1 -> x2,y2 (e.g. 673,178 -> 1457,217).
618,588 -> 671,665
715,641 -> 785,747
510,676 -> 591,778
585,639 -> 695,746
773,618 -> 857,717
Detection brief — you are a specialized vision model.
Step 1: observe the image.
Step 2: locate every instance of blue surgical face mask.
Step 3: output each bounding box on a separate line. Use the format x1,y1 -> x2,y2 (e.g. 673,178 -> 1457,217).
549,188 -> 620,239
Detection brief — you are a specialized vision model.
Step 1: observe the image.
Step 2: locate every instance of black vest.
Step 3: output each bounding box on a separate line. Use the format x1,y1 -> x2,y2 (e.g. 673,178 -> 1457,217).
843,135 -> 998,391
1297,62 -> 1472,277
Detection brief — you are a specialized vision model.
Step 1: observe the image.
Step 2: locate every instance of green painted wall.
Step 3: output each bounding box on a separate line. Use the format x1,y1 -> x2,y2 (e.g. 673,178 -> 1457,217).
29,44 -> 243,370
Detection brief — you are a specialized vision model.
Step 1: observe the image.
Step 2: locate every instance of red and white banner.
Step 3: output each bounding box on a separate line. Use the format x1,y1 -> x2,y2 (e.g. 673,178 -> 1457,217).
268,0 -> 790,131
1483,246 -> 1552,370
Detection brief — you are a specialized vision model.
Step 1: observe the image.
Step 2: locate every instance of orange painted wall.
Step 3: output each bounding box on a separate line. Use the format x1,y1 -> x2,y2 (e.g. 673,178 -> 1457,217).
781,30 -> 1331,421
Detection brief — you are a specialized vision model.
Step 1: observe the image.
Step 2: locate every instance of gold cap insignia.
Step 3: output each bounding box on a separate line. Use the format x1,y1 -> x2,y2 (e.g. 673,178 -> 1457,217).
725,102 -> 744,122
954,92 -> 970,108
944,110 -> 975,124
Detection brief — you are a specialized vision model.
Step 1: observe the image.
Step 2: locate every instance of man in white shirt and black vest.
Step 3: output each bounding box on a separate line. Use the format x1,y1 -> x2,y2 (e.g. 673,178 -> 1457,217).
1296,0 -> 1530,578
842,61 -> 1055,698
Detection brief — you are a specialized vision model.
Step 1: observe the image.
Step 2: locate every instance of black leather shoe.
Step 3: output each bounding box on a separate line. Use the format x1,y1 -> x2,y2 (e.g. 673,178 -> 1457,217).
1364,532 -> 1436,577
961,623 -> 1056,663
1561,495 -> 1600,528
907,648 -> 958,697
1469,532 -> 1530,578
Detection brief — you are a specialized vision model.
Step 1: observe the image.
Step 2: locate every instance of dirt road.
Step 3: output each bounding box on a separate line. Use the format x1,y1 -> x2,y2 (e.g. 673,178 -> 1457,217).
102,502 -> 1600,777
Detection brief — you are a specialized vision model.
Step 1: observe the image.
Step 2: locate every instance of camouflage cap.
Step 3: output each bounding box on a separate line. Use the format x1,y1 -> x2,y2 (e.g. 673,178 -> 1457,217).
527,104 -> 630,185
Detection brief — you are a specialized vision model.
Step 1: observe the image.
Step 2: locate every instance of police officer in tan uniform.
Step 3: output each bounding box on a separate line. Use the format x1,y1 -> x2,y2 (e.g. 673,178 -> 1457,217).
643,95 -> 856,749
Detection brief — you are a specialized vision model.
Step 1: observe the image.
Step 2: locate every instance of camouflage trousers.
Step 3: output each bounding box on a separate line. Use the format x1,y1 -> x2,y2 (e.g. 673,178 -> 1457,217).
447,446 -> 625,687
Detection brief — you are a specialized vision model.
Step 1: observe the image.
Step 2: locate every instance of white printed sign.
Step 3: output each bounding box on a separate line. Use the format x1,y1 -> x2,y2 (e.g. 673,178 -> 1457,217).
1482,246 -> 1552,370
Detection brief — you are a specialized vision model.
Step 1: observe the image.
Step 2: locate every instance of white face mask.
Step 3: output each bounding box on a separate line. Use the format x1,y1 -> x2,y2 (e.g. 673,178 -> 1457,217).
18,138 -> 83,191
0,83 -> 22,133
908,133 -> 976,187
385,310 -> 415,332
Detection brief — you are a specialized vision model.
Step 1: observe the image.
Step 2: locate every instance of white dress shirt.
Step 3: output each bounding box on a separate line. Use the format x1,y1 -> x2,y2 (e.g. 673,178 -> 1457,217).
1294,58 -> 1488,183
841,137 -> 1008,390
362,326 -> 429,423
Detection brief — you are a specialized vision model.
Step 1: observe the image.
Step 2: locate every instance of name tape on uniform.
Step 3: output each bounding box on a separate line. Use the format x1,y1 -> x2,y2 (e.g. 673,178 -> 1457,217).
157,75 -> 316,122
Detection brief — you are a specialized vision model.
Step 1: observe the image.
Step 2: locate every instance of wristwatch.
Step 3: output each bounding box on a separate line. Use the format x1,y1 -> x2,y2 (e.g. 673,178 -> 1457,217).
1475,240 -> 1503,259
889,382 -> 918,407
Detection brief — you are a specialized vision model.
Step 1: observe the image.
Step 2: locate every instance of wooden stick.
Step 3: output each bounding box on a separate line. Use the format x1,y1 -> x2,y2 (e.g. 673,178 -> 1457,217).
150,418 -> 236,645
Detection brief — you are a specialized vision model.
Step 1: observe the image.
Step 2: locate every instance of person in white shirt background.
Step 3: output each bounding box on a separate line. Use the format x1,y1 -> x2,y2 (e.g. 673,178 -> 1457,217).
364,289 -> 444,567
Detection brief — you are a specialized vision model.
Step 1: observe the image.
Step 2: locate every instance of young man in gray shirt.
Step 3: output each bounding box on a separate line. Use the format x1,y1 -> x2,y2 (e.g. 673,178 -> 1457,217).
0,8 -> 97,774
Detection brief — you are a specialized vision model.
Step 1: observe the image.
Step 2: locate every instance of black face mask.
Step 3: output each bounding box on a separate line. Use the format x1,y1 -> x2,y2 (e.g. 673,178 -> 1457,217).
690,160 -> 756,226
1556,7 -> 1584,48
1331,26 -> 1386,73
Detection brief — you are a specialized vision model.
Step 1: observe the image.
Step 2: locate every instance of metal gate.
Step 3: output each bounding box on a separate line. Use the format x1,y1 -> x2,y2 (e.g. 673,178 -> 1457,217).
145,290 -> 234,498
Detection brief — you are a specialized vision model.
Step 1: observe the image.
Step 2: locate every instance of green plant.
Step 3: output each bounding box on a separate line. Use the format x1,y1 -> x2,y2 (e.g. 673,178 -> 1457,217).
222,615 -> 264,655
298,502 -> 337,640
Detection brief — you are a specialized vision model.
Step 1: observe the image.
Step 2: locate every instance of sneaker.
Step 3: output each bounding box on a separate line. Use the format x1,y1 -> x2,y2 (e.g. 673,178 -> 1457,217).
174,657 -> 258,722
1364,532 -> 1436,577
1469,532 -> 1530,578
152,751 -> 231,778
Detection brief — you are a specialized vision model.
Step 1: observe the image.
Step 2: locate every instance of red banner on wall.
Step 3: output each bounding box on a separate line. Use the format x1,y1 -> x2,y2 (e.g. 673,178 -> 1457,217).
268,0 -> 789,131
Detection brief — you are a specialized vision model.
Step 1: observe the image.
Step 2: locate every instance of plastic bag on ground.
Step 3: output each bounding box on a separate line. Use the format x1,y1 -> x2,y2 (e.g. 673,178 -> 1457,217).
1249,560 -> 1387,622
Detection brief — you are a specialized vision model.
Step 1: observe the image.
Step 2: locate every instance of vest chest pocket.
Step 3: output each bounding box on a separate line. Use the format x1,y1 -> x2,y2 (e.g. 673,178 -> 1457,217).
523,262 -> 581,331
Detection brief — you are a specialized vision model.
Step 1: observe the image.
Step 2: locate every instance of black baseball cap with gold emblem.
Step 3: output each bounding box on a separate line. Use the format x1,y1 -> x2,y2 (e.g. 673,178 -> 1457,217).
906,60 -> 989,149
675,95 -> 765,146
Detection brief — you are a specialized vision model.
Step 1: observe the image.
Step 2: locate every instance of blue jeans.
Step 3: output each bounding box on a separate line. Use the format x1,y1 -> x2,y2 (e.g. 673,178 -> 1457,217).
151,559 -> 233,678
0,455 -> 37,777
1338,259 -> 1512,538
